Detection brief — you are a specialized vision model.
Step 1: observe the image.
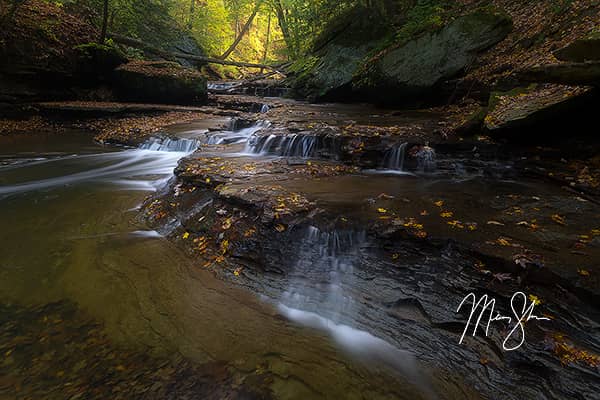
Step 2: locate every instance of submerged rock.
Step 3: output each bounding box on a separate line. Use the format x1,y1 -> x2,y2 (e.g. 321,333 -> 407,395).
113,61 -> 207,105
354,10 -> 512,102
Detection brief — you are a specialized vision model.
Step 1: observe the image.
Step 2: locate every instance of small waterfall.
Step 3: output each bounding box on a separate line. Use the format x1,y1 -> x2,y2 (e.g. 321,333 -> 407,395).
260,104 -> 270,113
276,227 -> 421,380
205,120 -> 270,145
415,146 -> 437,172
382,142 -> 408,171
245,134 -> 319,158
281,227 -> 366,322
139,137 -> 199,153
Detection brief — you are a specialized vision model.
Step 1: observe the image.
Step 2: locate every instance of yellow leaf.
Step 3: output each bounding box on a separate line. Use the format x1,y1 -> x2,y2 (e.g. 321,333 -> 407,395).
205,178 -> 211,184
578,269 -> 590,277
528,294 -> 541,306
434,200 -> 444,207
440,211 -> 454,218
551,214 -> 566,226
275,224 -> 286,232
182,232 -> 190,240
497,238 -> 511,246
377,208 -> 388,214
222,218 -> 232,230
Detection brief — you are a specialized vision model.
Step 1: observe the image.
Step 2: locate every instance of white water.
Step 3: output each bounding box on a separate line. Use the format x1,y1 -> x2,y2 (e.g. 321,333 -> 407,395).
364,142 -> 415,176
383,142 -> 408,170
244,133 -> 319,158
0,137 -> 198,198
278,305 -> 417,375
275,226 -> 435,394
206,120 -> 270,145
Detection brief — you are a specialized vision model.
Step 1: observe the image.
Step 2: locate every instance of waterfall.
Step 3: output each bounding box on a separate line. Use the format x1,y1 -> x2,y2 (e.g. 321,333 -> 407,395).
206,120 -> 270,145
139,137 -> 200,153
382,142 -> 408,171
280,227 -> 366,322
415,146 -> 437,172
245,134 -> 319,158
260,104 -> 270,113
276,226 -> 420,380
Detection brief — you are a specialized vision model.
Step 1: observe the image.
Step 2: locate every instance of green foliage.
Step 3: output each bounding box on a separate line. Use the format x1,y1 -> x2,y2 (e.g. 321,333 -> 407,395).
394,0 -> 449,45
550,0 -> 573,14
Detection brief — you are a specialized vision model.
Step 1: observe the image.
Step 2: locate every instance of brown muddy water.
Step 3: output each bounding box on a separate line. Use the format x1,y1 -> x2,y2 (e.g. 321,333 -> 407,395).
0,130 -> 479,399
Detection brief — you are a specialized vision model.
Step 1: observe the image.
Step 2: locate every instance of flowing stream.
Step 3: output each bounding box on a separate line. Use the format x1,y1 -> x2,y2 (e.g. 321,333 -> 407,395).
0,128 -> 477,399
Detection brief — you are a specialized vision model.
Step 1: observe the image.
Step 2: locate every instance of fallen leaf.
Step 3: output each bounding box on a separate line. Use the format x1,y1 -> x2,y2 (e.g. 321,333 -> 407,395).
275,224 -> 286,232
578,269 -> 590,277
182,232 -> 190,240
487,220 -> 505,226
529,294 -> 542,306
551,214 -> 566,226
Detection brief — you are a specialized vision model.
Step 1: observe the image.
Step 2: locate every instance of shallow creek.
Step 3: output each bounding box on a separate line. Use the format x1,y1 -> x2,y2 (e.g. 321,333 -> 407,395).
0,99 -> 598,399
0,130 -> 480,399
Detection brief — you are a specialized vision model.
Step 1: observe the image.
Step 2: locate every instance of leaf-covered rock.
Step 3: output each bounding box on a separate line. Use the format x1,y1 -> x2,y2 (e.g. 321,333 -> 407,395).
113,61 -> 207,105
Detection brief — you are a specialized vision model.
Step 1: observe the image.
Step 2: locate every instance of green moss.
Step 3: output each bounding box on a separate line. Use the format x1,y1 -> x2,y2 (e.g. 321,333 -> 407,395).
394,0 -> 451,46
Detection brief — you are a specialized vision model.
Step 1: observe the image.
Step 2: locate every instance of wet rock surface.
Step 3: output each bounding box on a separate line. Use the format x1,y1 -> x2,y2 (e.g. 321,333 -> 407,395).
1,91 -> 599,399
0,302 -> 274,400
139,94 -> 600,400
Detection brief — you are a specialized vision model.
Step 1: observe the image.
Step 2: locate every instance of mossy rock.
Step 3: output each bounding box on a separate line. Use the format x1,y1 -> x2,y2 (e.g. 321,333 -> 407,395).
286,4 -> 394,101
113,61 -> 207,105
353,10 -> 512,102
74,41 -> 128,79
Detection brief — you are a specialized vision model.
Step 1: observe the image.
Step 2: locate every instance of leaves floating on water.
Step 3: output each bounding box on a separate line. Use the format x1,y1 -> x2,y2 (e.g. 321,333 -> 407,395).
275,224 -> 286,232
551,214 -> 566,226
487,220 -> 505,226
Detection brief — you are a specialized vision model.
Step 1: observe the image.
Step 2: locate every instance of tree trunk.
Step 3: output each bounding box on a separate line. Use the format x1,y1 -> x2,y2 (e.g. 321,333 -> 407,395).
272,0 -> 294,58
220,0 -> 264,60
187,0 -> 195,30
260,11 -> 272,73
109,32 -> 286,75
99,0 -> 109,43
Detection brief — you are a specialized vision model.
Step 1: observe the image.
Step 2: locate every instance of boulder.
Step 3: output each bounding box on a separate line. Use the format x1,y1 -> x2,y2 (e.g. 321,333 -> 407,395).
286,5 -> 393,101
113,61 -> 207,105
518,61 -> 600,87
354,10 -> 512,102
554,37 -> 600,62
483,84 -> 595,135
